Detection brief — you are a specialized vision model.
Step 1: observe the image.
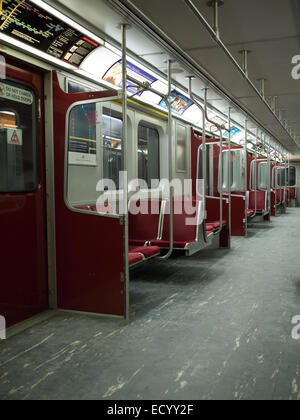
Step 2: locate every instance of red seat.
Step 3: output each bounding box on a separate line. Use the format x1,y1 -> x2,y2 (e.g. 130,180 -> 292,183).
129,200 -> 162,247
290,188 -> 296,199
149,198 -> 200,249
129,253 -> 144,266
248,191 -> 267,213
247,209 -> 254,217
206,220 -> 227,231
129,246 -> 160,259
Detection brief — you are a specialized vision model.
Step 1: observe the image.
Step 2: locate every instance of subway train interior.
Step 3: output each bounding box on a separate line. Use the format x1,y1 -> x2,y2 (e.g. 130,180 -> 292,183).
0,0 -> 300,402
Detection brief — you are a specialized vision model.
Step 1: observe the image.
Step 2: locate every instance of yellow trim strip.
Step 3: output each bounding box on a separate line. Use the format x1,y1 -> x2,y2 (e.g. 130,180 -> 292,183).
70,136 -> 96,143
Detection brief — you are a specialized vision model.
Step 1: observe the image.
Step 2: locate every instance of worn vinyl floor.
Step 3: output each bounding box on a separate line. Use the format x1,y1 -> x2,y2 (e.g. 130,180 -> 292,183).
1,208 -> 300,400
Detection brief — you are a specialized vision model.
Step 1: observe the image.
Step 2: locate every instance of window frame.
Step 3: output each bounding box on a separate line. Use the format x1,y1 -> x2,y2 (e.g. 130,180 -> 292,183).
65,96 -> 122,220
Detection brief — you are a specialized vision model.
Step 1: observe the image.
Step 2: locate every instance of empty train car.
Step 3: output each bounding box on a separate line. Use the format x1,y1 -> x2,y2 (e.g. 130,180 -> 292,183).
0,0 -> 300,402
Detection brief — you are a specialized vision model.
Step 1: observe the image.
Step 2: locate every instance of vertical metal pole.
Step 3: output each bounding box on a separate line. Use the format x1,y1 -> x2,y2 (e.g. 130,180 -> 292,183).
202,92 -> 207,229
160,60 -> 174,259
267,136 -> 271,218
168,59 -> 174,257
204,88 -> 222,234
213,0 -> 220,39
218,126 -> 223,233
121,24 -> 130,320
258,78 -> 266,100
241,50 -> 250,78
228,107 -> 232,243
254,128 -> 258,216
275,145 -> 278,209
244,120 -> 248,237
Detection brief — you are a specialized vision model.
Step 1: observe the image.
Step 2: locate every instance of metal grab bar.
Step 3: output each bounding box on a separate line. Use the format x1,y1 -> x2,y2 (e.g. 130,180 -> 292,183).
121,23 -> 130,319
204,88 -> 224,236
244,120 -> 248,237
159,59 -> 174,260
181,0 -> 298,150
267,137 -> 272,216
187,76 -> 208,242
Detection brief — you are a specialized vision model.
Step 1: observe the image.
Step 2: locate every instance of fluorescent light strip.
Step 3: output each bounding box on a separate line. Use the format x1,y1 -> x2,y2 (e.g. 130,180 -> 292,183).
30,0 -> 104,46
0,32 -> 75,69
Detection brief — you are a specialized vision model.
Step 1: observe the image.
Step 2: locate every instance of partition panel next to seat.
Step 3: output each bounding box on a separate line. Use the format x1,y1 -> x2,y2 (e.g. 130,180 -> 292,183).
52,72 -> 126,317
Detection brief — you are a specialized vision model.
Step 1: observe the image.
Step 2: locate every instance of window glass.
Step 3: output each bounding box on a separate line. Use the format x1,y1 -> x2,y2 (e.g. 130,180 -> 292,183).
0,80 -> 38,193
138,124 -> 159,187
287,166 -> 296,187
222,151 -> 235,191
176,124 -> 187,172
102,108 -> 123,190
277,168 -> 286,187
258,162 -> 268,190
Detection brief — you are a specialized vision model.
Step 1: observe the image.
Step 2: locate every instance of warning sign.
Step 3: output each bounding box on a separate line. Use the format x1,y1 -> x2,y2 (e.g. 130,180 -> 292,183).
0,82 -> 33,105
6,128 -> 23,146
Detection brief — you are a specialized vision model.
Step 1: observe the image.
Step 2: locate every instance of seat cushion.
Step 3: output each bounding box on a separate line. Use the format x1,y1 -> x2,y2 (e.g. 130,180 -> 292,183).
129,253 -> 144,266
247,209 -> 255,216
207,220 -> 227,230
129,246 -> 160,259
149,240 -> 189,249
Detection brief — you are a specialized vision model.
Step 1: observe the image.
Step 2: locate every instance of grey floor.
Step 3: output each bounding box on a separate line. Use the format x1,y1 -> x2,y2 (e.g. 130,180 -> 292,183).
1,208 -> 300,400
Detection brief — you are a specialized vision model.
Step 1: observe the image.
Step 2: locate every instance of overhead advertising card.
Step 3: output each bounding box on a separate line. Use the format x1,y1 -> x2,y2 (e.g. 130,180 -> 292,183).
103,60 -> 157,95
159,90 -> 194,115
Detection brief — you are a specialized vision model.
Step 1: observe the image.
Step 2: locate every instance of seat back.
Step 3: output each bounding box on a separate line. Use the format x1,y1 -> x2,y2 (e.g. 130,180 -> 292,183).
160,197 -> 201,242
248,191 -> 267,212
129,200 -> 162,242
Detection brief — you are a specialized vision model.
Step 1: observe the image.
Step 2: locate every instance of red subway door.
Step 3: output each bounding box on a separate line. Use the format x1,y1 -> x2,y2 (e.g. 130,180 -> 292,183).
0,58 -> 48,327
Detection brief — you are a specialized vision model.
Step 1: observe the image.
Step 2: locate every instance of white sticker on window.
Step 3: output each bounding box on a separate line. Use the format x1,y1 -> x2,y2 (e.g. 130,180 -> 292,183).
0,82 -> 33,105
7,128 -> 23,146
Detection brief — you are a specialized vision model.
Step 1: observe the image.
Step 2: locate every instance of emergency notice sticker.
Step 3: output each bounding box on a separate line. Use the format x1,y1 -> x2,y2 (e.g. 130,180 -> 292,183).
7,128 -> 23,146
0,82 -> 33,105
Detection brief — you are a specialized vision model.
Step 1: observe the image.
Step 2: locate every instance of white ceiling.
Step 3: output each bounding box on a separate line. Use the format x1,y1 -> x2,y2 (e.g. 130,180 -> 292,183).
49,0 -> 300,155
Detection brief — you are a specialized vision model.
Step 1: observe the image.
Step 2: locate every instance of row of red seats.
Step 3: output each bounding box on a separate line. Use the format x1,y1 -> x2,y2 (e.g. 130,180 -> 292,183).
76,196 -> 229,267
76,205 -> 160,267
129,197 -> 228,253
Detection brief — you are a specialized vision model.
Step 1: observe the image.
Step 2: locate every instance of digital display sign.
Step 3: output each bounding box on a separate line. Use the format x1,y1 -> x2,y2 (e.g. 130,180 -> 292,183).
0,0 -> 99,66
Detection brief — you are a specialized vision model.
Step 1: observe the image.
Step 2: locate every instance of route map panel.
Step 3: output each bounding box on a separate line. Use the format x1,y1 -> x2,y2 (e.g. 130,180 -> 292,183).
0,0 -> 99,66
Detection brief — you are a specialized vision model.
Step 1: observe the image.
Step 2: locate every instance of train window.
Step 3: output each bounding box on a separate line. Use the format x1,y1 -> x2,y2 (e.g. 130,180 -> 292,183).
287,166 -> 296,186
277,168 -> 286,187
250,160 -> 257,190
66,100 -> 123,209
220,150 -> 245,193
258,162 -> 269,190
0,80 -> 38,193
102,108 -> 123,190
198,146 -> 210,195
222,150 -> 235,192
138,124 -> 160,187
176,124 -> 187,172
